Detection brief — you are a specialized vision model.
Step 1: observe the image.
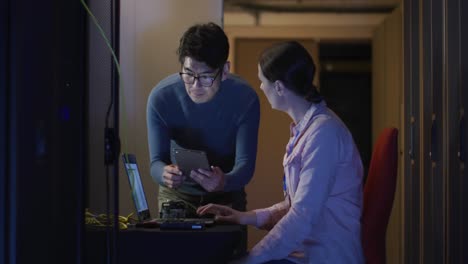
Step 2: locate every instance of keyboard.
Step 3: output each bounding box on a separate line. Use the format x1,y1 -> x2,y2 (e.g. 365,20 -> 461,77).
158,218 -> 206,230
135,218 -> 214,230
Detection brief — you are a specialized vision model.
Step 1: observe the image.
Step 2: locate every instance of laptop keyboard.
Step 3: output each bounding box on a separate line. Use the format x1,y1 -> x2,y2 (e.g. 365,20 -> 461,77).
158,218 -> 206,230
134,217 -> 215,229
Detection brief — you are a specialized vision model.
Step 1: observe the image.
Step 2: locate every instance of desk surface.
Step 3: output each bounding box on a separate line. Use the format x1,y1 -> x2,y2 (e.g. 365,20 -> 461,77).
85,224 -> 243,264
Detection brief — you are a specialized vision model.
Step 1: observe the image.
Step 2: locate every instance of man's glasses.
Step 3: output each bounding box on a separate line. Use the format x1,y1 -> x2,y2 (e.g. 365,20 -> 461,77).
179,68 -> 222,87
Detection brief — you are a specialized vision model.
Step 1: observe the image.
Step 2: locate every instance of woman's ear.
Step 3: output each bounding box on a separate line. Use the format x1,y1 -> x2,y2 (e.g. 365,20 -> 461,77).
275,81 -> 285,96
221,61 -> 231,81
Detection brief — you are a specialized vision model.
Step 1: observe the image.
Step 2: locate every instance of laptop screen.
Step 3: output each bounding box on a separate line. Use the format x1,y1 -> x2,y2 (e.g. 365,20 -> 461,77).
122,154 -> 149,215
125,163 -> 148,212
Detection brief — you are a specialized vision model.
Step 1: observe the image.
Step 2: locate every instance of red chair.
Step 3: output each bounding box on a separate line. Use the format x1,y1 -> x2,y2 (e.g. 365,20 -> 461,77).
362,127 -> 398,264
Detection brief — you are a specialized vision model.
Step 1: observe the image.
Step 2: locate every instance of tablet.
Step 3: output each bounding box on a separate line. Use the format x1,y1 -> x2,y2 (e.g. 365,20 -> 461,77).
173,148 -> 210,176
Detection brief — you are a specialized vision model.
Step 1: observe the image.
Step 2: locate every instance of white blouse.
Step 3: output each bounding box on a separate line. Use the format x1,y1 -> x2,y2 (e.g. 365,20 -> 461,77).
248,101 -> 365,264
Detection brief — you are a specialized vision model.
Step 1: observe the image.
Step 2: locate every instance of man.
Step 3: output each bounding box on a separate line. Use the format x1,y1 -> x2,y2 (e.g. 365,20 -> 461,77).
146,22 -> 260,218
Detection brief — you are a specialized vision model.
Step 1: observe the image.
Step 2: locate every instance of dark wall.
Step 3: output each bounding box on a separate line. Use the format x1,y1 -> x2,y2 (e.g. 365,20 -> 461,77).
319,42 -> 372,176
3,0 -> 87,263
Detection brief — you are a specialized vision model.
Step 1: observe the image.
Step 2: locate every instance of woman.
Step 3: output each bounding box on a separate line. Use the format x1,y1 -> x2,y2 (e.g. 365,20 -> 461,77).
197,41 -> 364,264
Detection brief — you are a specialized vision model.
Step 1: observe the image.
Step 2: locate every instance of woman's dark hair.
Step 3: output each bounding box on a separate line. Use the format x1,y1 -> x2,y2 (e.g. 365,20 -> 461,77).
177,22 -> 229,69
259,41 -> 322,103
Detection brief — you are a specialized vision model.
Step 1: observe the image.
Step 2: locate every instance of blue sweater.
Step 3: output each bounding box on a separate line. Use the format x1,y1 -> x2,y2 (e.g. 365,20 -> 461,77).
147,73 -> 260,195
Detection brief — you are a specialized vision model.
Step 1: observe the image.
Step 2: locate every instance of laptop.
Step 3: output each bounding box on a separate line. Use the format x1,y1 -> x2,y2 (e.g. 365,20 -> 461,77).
121,153 -> 214,230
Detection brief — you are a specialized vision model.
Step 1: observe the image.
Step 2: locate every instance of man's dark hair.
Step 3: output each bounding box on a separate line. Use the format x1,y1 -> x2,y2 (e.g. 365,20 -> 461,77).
259,41 -> 322,103
177,22 -> 229,69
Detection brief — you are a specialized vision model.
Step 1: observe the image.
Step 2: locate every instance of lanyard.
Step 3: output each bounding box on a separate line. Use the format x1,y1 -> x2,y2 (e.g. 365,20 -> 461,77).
283,129 -> 305,196
282,102 -> 320,197
286,131 -> 300,156
283,116 -> 313,195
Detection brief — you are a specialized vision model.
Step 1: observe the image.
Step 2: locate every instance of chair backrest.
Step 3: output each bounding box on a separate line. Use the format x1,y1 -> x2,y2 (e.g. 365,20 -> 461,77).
362,127 -> 398,264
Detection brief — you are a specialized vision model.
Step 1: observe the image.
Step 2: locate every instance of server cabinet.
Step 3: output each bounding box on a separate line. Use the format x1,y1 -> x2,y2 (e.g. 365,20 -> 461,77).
404,0 -> 468,263
403,0 -> 421,262
4,0 -> 87,263
421,0 -> 445,262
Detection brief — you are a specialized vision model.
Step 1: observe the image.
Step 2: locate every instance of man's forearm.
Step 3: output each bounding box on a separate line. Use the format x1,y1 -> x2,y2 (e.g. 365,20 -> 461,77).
150,160 -> 166,185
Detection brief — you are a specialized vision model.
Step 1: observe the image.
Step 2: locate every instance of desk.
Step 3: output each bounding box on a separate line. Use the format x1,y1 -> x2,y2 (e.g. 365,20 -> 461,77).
85,224 -> 243,264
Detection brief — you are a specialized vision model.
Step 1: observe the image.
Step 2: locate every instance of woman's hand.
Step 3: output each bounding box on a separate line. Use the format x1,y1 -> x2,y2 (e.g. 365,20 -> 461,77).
197,203 -> 241,224
197,204 -> 257,225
